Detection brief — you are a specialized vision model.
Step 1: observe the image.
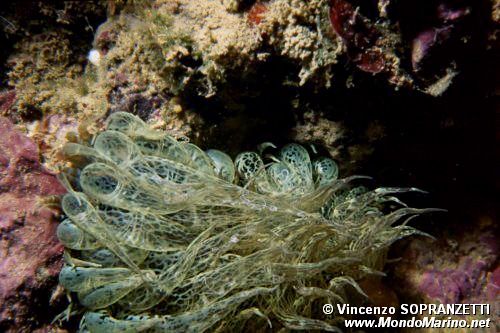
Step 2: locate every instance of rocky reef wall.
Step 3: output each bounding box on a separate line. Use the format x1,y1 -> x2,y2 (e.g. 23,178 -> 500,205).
0,0 -> 497,331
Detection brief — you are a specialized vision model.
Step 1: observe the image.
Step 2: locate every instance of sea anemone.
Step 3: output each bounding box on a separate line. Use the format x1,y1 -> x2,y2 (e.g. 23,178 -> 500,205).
57,112 -> 436,332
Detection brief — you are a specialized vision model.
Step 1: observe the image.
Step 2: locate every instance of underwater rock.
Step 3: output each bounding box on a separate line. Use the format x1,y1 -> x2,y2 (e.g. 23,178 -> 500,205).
0,117 -> 66,332
328,0 -> 413,88
0,90 -> 17,119
329,0 -> 387,74
328,0 -> 489,94
1,0 -> 493,175
82,0 -> 341,100
6,29 -> 85,118
247,2 -> 268,25
410,2 -> 471,74
394,216 -> 498,305
0,89 -> 79,172
290,110 -> 345,160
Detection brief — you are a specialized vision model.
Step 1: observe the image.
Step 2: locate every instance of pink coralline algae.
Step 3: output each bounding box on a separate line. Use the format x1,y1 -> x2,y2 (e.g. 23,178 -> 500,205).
0,90 -> 17,116
411,27 -> 453,72
394,218 -> 498,306
0,117 -> 66,332
411,3 -> 471,72
419,257 -> 493,304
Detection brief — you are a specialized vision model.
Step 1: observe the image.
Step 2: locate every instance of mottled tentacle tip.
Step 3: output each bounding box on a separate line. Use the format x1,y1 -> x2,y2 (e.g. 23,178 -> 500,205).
82,249 -> 120,267
267,161 -> 294,192
313,157 -> 339,186
57,219 -> 99,250
279,144 -> 312,174
57,219 -> 84,248
83,312 -> 162,333
80,163 -> 120,197
79,277 -> 142,309
182,143 -> 215,175
62,193 -> 90,217
235,151 -> 264,182
94,130 -> 140,166
59,266 -> 132,293
279,143 -> 314,190
206,149 -> 235,183
59,266 -> 149,309
106,111 -> 146,135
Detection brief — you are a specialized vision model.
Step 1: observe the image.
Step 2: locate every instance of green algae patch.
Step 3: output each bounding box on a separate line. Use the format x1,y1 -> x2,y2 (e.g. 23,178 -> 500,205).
56,112 -> 437,332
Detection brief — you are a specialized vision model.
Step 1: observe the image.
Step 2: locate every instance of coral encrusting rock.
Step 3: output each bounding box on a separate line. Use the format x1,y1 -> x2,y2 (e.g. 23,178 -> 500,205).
392,216 -> 499,331
0,117 -> 66,332
0,1 -> 106,172
329,0 -> 410,84
328,0 -> 489,95
5,30 -> 84,120
0,0 -> 106,122
2,0 -> 493,174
